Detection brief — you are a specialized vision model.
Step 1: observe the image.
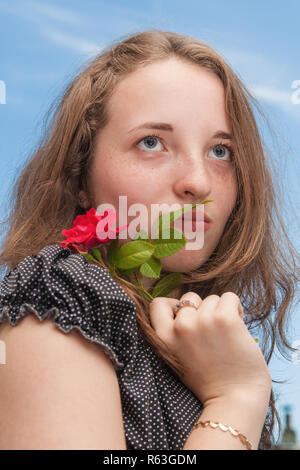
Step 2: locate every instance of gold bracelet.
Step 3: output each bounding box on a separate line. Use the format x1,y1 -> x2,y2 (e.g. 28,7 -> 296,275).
192,420 -> 253,450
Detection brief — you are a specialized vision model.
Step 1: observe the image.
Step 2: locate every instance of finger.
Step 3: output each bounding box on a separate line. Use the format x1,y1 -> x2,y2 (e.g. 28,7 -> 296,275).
174,291 -> 202,319
179,291 -> 202,306
217,292 -> 244,322
197,294 -> 220,318
149,297 -> 179,338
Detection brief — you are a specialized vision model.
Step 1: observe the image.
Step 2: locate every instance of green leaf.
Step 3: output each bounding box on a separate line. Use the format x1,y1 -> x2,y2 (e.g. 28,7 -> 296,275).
140,256 -> 162,278
118,266 -> 138,276
151,272 -> 183,298
152,227 -> 186,258
134,229 -> 150,241
114,240 -> 155,270
90,247 -> 103,262
107,238 -> 119,266
81,252 -> 97,263
157,200 -> 213,236
136,270 -> 143,288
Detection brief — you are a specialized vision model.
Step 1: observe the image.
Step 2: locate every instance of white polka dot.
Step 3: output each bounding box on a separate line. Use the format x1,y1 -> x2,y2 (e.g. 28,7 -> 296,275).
0,243 -> 210,449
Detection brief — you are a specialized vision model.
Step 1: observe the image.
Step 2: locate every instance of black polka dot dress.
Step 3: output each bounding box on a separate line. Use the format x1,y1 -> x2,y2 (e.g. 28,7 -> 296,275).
0,244 -> 204,450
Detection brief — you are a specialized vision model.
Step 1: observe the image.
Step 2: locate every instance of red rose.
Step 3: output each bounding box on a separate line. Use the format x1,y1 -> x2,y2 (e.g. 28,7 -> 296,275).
60,207 -> 128,252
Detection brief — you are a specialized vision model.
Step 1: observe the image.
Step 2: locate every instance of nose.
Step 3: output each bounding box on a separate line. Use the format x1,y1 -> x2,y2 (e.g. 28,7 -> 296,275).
173,157 -> 212,201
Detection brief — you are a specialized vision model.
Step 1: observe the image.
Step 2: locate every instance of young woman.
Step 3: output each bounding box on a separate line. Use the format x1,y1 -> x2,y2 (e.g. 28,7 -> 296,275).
0,30 -> 299,450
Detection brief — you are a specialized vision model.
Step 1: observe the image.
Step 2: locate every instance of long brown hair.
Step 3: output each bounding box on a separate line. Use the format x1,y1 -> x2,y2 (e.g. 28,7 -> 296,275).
1,29 -> 299,449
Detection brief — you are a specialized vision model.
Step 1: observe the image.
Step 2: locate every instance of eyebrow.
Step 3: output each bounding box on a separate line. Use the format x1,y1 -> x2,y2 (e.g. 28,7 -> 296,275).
128,122 -> 232,140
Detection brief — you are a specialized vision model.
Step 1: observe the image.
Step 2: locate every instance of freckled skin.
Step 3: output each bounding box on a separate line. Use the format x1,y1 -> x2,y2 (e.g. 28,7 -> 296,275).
79,57 -> 238,295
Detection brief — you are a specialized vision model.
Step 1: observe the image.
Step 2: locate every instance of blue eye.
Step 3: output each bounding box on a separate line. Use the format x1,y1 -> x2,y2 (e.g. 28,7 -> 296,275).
209,143 -> 234,161
135,135 -> 235,161
136,134 -> 164,152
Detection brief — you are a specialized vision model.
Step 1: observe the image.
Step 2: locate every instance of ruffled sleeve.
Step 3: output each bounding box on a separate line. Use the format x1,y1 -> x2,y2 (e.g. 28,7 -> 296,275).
0,244 -> 138,373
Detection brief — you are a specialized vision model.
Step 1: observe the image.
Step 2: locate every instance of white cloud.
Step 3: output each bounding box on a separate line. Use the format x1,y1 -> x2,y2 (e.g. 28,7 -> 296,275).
220,46 -> 287,87
248,85 -> 300,122
41,28 -> 102,57
219,46 -> 300,119
27,1 -> 84,27
0,0 -> 84,27
250,86 -> 292,107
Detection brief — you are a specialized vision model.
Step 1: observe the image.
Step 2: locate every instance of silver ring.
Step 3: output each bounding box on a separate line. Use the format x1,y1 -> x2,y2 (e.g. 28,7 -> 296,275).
173,299 -> 198,317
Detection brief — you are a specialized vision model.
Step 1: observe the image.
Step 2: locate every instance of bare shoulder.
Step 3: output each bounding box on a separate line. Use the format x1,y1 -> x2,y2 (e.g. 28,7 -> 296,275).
0,313 -> 127,450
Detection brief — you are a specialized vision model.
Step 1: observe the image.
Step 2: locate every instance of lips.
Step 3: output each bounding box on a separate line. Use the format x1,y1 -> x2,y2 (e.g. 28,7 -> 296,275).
178,208 -> 211,223
169,208 -> 212,230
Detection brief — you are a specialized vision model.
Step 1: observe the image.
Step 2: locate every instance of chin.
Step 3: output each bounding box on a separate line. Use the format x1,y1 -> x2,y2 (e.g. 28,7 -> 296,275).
161,251 -> 206,273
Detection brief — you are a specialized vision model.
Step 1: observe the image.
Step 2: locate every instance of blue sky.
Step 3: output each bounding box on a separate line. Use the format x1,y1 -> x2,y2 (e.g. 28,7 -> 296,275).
0,0 -> 299,445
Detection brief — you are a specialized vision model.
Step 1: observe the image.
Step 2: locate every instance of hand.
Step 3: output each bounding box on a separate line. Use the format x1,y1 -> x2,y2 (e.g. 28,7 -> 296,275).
149,291 -> 272,406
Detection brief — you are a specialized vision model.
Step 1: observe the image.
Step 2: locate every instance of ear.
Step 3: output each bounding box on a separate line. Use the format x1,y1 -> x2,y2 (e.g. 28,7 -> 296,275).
78,190 -> 90,209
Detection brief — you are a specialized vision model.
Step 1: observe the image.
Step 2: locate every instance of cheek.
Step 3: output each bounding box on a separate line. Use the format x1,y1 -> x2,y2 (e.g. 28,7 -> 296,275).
214,171 -> 238,219
89,155 -> 157,211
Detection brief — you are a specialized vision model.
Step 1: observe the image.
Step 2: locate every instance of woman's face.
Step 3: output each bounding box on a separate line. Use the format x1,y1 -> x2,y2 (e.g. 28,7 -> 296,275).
79,57 -> 237,277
